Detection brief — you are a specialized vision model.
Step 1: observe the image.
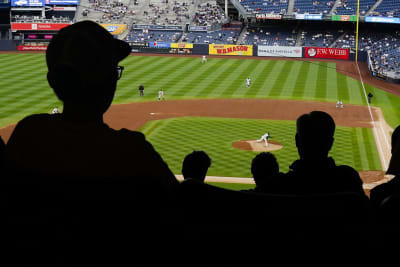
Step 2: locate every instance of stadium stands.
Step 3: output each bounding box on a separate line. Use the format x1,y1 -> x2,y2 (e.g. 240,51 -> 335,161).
293,0 -> 335,14
241,25 -> 296,46
125,29 -> 182,43
332,29 -> 400,78
183,29 -> 238,43
193,0 -> 226,27
240,0 -> 289,15
298,26 -> 343,47
333,0 -> 376,16
370,0 -> 400,18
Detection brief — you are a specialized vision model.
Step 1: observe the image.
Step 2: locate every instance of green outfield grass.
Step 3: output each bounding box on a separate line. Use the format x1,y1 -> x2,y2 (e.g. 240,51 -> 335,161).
1,54 -> 400,128
0,53 -> 397,179
141,117 -> 381,177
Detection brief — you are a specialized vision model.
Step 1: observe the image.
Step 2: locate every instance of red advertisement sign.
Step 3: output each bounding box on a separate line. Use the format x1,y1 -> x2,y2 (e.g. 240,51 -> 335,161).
11,23 -> 71,31
17,45 -> 48,51
305,47 -> 349,60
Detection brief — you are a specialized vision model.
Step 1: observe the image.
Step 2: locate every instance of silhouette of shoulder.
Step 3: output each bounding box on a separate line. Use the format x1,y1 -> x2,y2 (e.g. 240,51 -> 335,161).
282,158 -> 364,195
7,113 -> 177,182
370,176 -> 400,209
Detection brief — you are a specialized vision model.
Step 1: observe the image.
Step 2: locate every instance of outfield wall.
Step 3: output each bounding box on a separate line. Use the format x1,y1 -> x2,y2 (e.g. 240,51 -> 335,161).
2,40 -> 367,62
128,43 -> 362,61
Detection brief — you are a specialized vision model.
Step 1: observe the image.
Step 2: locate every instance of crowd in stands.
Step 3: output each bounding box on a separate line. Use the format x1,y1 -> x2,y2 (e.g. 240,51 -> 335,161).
12,11 -> 75,24
367,35 -> 400,78
125,29 -> 182,42
293,0 -> 334,14
298,27 -> 342,47
333,0 -> 376,16
141,1 -> 192,26
193,1 -> 226,27
237,0 -> 399,17
240,0 -> 288,15
183,29 -> 239,44
332,30 -> 400,78
2,20 -> 400,264
84,0 -> 131,23
368,0 -> 400,18
241,26 -> 296,46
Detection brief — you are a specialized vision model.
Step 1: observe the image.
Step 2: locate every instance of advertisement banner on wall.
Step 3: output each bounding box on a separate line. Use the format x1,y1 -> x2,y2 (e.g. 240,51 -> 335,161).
255,14 -> 282,20
17,45 -> 47,51
365,16 -> 400,24
295,14 -> 322,20
46,0 -> 79,5
304,47 -> 349,60
209,44 -> 253,56
258,46 -> 302,57
100,24 -> 127,35
331,15 -> 357,22
149,42 -> 171,48
188,26 -> 207,32
11,23 -> 71,31
11,0 -> 44,6
171,43 -> 193,48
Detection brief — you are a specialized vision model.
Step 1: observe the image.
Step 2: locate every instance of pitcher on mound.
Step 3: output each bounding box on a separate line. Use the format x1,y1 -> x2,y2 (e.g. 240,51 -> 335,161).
257,132 -> 271,147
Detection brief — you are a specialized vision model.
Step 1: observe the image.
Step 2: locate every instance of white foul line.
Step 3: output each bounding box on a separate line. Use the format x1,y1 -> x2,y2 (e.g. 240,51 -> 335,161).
355,62 -> 388,170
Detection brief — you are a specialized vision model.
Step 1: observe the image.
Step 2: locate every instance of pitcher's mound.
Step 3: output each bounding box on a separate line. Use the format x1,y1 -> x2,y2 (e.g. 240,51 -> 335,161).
232,140 -> 283,152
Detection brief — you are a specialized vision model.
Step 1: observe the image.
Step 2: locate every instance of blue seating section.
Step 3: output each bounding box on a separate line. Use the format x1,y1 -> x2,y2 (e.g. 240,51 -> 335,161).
240,0 -> 289,15
125,30 -> 182,43
183,30 -> 239,44
242,26 -> 296,46
299,28 -> 343,47
334,0 -> 376,16
293,0 -> 335,14
372,0 -> 400,18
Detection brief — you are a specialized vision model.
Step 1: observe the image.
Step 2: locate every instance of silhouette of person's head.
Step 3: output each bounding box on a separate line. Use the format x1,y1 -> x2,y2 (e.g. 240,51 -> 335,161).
182,151 -> 211,182
295,111 -> 335,160
251,152 -> 279,187
387,125 -> 400,175
46,20 -> 131,120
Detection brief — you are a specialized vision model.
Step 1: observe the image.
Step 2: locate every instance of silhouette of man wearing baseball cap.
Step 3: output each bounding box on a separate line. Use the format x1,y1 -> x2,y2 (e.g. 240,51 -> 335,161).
6,21 -> 178,185
281,111 -> 365,196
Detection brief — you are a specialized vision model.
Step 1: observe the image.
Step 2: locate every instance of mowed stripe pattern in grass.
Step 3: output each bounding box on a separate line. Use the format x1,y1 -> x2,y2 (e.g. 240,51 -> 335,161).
105,56 -> 373,106
1,54 -> 400,129
0,54 -> 62,127
140,117 -> 381,177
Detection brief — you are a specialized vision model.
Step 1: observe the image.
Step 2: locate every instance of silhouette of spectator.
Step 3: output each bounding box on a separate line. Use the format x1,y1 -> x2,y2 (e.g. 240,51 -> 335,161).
182,150 -> 211,182
370,125 -> 400,210
0,136 -> 5,169
243,152 -> 282,193
281,111 -> 365,196
5,21 -> 178,187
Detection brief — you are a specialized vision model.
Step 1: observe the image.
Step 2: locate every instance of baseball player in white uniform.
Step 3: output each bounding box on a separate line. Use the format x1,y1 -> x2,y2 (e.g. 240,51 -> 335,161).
202,55 -> 207,64
158,89 -> 165,101
257,132 -> 271,147
336,100 -> 343,108
52,107 -> 60,114
246,77 -> 251,87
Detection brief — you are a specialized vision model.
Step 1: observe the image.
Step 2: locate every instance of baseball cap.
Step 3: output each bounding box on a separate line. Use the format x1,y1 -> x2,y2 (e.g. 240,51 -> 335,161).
46,20 -> 131,73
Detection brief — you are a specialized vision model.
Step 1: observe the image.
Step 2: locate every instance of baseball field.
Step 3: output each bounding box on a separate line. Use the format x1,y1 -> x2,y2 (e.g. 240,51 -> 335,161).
1,52 -> 400,190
